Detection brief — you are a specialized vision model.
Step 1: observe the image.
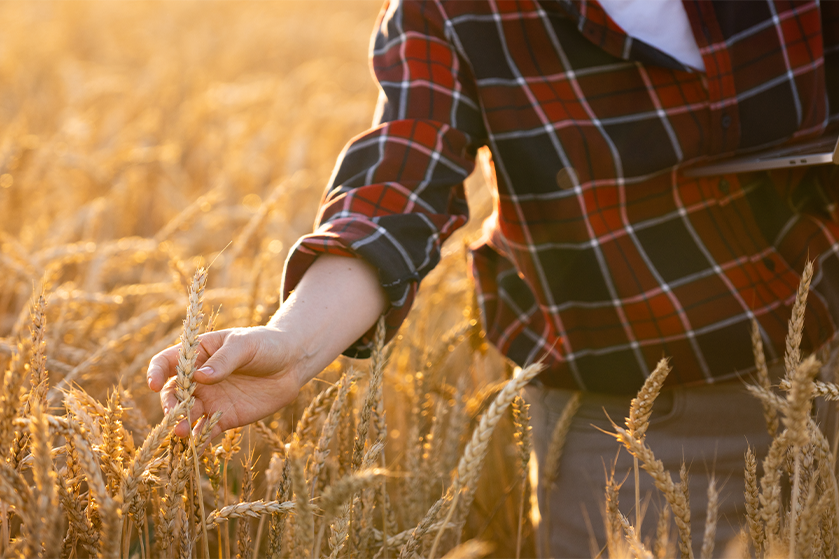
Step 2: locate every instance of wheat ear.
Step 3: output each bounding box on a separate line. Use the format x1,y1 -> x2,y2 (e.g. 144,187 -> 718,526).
205,500 -> 295,530
699,476 -> 718,559
611,425 -> 693,559
618,512 -> 654,559
327,500 -> 352,559
781,378 -> 839,400
26,289 -> 48,411
511,395 -> 531,559
626,357 -> 670,532
784,260 -> 814,378
295,384 -> 339,445
542,390 -> 581,553
428,362 -> 545,559
603,460 -> 624,559
28,399 -> 60,559
236,453 -> 255,559
785,355 -> 822,558
310,369 -> 355,494
653,504 -> 671,559
352,317 -> 386,472
758,430 -> 789,547
289,443 -> 313,558
175,266 -> 207,410
121,400 -> 189,519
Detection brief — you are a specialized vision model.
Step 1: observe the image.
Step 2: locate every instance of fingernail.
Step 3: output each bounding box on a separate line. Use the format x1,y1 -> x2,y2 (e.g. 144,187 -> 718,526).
198,366 -> 214,378
163,406 -> 169,415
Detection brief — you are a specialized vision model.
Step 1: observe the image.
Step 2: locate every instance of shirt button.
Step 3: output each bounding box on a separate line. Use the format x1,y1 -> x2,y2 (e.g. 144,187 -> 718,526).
762,257 -> 776,272
718,178 -> 730,194
721,113 -> 732,129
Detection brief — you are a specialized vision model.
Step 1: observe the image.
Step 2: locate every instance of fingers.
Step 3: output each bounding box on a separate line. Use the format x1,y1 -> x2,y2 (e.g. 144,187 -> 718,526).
160,376 -> 207,438
146,344 -> 182,392
192,330 -> 251,385
147,330 -> 230,393
160,377 -> 180,417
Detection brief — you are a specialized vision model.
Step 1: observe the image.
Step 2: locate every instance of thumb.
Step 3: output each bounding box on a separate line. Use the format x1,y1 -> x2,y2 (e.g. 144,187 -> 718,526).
194,331 -> 251,384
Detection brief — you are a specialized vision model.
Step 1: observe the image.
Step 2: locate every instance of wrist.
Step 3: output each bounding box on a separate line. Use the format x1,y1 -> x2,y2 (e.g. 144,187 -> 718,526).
253,324 -> 311,393
267,253 -> 387,386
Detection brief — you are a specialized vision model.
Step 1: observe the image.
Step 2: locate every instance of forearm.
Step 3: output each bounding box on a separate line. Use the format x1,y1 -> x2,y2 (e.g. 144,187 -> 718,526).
268,254 -> 387,386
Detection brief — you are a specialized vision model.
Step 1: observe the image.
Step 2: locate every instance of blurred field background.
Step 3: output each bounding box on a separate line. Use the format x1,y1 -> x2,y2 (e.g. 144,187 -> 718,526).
0,1 -> 533,558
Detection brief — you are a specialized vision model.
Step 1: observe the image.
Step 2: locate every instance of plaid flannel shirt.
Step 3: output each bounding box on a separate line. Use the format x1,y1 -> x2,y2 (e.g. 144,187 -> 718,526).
283,0 -> 839,393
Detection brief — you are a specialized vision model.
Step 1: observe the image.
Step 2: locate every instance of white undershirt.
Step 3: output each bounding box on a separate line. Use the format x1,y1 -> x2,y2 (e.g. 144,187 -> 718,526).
598,0 -> 706,71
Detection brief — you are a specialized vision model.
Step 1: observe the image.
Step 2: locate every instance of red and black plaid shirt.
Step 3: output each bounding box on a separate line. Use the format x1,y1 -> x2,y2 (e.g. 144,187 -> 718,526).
284,0 -> 839,393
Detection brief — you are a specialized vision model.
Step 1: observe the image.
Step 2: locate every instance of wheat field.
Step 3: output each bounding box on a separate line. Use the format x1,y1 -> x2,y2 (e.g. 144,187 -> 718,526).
1,2 -> 838,559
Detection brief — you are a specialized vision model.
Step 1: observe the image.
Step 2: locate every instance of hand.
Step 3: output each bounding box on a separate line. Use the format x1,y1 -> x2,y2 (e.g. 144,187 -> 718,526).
147,326 -> 304,439
146,254 -> 388,441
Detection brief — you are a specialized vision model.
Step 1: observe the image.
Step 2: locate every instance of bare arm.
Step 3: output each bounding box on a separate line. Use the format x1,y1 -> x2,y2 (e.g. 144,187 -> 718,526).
266,253 -> 387,385
147,254 -> 387,438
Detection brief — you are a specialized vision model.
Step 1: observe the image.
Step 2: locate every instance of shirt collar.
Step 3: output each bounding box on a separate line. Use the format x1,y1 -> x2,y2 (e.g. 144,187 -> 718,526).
547,0 -> 697,72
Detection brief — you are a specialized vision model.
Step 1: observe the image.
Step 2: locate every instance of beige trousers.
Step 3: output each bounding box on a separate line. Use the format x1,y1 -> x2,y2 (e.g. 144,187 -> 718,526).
524,346 -> 839,559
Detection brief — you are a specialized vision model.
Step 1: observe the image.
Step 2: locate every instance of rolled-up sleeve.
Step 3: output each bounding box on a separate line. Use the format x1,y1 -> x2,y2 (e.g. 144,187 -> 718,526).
282,0 -> 487,357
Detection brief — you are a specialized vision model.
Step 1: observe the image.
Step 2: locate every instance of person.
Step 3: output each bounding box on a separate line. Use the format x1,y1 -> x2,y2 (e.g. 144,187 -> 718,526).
147,0 -> 839,556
